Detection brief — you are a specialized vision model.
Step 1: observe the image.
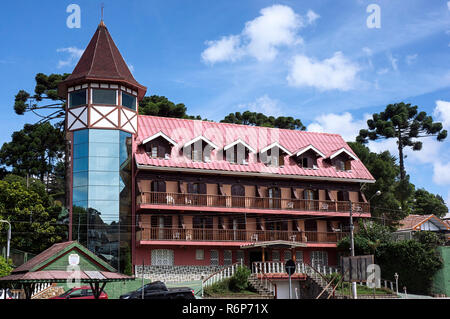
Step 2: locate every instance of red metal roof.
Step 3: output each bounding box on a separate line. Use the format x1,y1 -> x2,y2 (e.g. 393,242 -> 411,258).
135,115 -> 375,182
0,270 -> 133,282
58,21 -> 147,99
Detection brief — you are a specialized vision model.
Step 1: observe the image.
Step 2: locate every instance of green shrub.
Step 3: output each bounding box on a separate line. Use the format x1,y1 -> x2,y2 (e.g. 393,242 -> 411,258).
204,278 -> 231,296
0,256 -> 13,277
229,266 -> 251,292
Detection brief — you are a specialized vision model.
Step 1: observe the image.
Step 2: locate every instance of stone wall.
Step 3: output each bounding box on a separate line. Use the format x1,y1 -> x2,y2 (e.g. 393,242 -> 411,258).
135,265 -> 223,283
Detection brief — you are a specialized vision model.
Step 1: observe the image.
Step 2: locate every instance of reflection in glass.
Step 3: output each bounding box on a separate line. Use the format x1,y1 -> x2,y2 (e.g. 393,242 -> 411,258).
71,129 -> 132,273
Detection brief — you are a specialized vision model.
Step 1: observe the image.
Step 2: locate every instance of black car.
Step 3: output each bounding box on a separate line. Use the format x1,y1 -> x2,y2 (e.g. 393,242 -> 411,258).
120,281 -> 196,299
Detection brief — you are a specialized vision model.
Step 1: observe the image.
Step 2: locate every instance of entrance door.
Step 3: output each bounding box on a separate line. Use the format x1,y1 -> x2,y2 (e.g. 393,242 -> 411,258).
249,250 -> 268,272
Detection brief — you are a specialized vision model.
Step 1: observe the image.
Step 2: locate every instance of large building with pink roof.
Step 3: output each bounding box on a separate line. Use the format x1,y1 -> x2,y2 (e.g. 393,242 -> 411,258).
58,21 -> 375,280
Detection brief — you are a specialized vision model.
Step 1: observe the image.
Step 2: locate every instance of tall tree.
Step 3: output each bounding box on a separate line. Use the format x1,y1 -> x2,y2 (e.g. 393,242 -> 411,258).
14,73 -> 69,123
221,111 -> 305,130
0,179 -> 67,254
413,189 -> 448,218
348,142 -> 411,223
13,73 -> 70,206
0,122 -> 65,189
357,102 -> 447,181
139,95 -> 202,119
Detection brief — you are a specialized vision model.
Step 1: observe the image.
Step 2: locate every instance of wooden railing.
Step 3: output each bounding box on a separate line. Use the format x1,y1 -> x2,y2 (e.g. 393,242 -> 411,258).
137,191 -> 370,214
137,227 -> 348,244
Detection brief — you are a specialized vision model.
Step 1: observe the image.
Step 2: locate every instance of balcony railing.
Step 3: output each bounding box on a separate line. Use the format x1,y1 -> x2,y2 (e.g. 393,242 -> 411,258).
137,191 -> 370,214
137,227 -> 349,244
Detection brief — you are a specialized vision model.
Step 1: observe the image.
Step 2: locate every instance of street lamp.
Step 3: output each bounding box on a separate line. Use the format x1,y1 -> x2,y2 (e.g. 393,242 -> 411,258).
0,220 -> 11,260
394,273 -> 399,295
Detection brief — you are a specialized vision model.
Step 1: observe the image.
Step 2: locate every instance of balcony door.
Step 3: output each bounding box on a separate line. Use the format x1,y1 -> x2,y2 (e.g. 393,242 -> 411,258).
231,184 -> 245,208
268,187 -> 281,209
187,183 -> 207,206
304,189 -> 318,210
151,215 -> 172,240
193,216 -> 213,240
151,181 -> 166,204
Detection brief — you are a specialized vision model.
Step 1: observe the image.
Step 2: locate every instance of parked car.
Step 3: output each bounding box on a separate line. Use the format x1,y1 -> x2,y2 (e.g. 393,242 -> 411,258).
50,286 -> 108,299
120,281 -> 196,299
0,289 -> 13,299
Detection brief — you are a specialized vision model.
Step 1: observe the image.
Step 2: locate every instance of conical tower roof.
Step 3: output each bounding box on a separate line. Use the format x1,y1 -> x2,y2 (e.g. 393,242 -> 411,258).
58,21 -> 147,100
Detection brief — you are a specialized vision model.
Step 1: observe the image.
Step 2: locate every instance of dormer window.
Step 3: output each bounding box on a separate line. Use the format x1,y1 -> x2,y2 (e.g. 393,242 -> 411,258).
329,148 -> 357,171
92,89 -> 117,105
294,145 -> 325,170
260,142 -> 292,167
184,136 -> 218,163
141,131 -> 177,159
224,139 -> 255,165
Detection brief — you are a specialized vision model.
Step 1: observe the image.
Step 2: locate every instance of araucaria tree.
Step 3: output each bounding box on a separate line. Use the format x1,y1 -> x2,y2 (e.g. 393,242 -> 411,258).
357,102 -> 447,181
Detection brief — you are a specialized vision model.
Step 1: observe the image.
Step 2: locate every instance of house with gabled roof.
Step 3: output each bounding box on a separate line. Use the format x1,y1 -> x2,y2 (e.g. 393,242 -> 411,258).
56,20 -> 376,281
393,214 -> 450,241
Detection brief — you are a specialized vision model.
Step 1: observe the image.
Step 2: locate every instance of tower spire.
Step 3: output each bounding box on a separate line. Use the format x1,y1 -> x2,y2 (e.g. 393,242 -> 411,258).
100,3 -> 105,26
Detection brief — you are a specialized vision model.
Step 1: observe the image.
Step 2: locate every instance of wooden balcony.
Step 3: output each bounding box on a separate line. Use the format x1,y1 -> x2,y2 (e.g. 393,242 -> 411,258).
136,227 -> 349,244
137,191 -> 370,214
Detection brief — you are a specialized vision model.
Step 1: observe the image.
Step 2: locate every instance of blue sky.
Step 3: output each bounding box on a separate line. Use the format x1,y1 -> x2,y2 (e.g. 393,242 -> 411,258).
0,1 -> 449,216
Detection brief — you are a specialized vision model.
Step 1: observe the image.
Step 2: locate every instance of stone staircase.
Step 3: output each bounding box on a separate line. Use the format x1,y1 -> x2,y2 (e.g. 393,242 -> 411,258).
247,274 -> 275,299
304,265 -> 335,299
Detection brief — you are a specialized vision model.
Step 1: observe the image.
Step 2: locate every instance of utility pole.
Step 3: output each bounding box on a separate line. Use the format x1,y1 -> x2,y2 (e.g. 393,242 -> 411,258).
0,220 -> 11,260
349,201 -> 357,299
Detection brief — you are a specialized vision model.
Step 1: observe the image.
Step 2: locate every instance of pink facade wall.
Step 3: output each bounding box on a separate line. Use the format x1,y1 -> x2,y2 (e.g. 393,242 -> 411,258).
134,245 -> 338,267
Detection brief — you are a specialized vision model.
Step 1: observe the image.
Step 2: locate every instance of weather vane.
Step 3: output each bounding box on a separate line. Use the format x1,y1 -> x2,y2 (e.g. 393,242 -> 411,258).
101,3 -> 104,21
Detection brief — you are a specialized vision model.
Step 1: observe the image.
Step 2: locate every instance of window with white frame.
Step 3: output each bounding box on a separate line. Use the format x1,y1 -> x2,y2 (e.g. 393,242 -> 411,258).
210,250 -> 219,266
151,249 -> 174,266
310,251 -> 328,267
272,250 -> 280,262
295,251 -> 304,263
224,250 -> 232,265
92,89 -> 117,105
196,249 -> 204,260
121,91 -> 137,110
284,250 -> 292,261
68,89 -> 87,108
236,250 -> 244,264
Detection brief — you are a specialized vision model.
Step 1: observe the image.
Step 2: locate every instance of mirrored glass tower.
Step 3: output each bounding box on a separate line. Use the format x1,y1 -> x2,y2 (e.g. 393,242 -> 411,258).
58,20 -> 147,272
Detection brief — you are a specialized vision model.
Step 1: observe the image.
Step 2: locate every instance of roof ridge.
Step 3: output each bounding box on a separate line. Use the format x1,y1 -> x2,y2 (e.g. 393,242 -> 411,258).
138,114 -> 343,137
104,25 -> 121,78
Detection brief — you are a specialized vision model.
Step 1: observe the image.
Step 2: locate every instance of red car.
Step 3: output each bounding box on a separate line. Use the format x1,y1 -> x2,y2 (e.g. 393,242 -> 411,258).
50,286 -> 108,299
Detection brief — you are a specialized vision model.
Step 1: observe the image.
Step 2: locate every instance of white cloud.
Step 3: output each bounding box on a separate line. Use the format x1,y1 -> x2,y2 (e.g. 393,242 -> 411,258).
405,54 -> 418,65
433,162 -> 450,185
307,112 -> 371,141
238,95 -> 282,117
377,68 -> 389,75
201,35 -> 244,64
387,53 -> 398,71
243,5 -> 302,61
306,10 -> 320,24
362,47 -> 373,56
201,5 -> 317,64
434,100 -> 450,129
287,52 -> 360,91
57,47 -> 84,68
